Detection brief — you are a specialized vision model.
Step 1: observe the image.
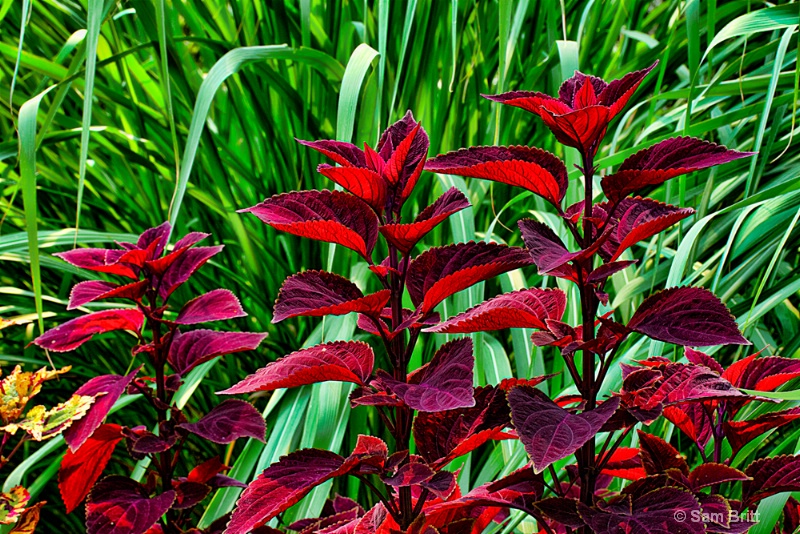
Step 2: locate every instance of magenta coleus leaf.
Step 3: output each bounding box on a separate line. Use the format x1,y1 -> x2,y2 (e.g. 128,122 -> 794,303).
602,136 -> 754,202
33,309 -> 145,352
424,288 -> 566,333
425,145 -> 568,207
55,248 -> 141,279
174,289 -> 246,325
723,353 -> 800,391
239,190 -> 379,259
157,245 -> 224,299
67,280 -> 149,310
85,476 -> 175,534
296,139 -> 366,167
578,487 -> 704,534
273,270 -> 390,322
599,197 -> 695,261
379,187 -> 469,253
743,455 -> 800,508
688,463 -> 748,490
637,431 -> 690,475
406,242 -> 533,314
64,367 -> 141,451
509,385 -> 619,473
167,329 -> 267,376
627,286 -> 750,346
59,424 -> 123,514
518,219 -> 607,277
219,341 -> 374,394
178,399 -> 265,444
377,111 -> 430,203
381,337 -> 475,412
724,407 -> 800,456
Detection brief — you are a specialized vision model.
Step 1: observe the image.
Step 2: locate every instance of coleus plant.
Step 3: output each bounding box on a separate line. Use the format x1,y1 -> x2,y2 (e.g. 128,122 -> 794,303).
30,223 -> 267,534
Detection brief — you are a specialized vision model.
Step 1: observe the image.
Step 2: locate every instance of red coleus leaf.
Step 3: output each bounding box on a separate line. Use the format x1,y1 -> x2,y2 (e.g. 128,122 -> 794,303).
484,62 -> 658,156
379,187 -> 469,253
413,386 -> 511,468
67,280 -> 149,310
317,165 -> 387,213
599,448 -> 646,481
663,404 -> 713,450
424,288 -> 566,334
724,406 -> 800,456
59,424 -> 123,514
296,139 -> 366,167
167,329 -> 266,376
239,190 -> 379,259
64,367 -> 140,451
174,289 -> 246,325
406,242 -> 533,314
425,145 -> 568,208
178,399 -> 265,444
157,245 -> 224,299
684,347 -> 725,374
273,270 -> 390,323
578,487 -> 704,534
226,436 -> 387,534
637,431 -> 689,476
378,111 -> 430,203
687,463 -> 748,490
743,455 -> 800,508
171,480 -> 211,510
85,476 -> 175,534
602,136 -> 754,202
509,385 -> 619,473
187,457 -> 230,485
382,459 -> 436,488
33,309 -> 145,352
627,286 -> 749,346
424,466 -> 544,517
219,341 -> 374,394
586,260 -> 637,284
598,197 -> 695,262
381,338 -> 475,412
56,249 -> 141,280
723,353 -> 800,391
518,219 -> 608,277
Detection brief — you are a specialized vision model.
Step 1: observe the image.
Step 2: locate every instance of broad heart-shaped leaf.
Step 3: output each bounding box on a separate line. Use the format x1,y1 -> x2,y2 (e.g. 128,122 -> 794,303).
1,394 -> 95,441
723,354 -> 800,391
85,476 -> 175,534
317,165 -> 387,213
509,386 -> 619,473
157,245 -> 224,299
687,463 -> 748,490
33,309 -> 145,352
178,399 -> 265,444
225,437 -> 387,534
406,242 -> 533,314
578,487 -> 704,534
381,338 -> 475,412
379,187 -> 469,253
239,190 -> 379,259
627,287 -> 749,346
219,341 -> 374,394
425,145 -> 568,207
601,137 -> 754,202
413,386 -> 511,468
743,455 -> 800,508
296,139 -> 366,167
167,329 -> 267,376
67,280 -> 149,310
424,288 -> 566,334
518,219 -> 606,277
273,270 -> 390,323
64,367 -> 140,451
59,424 -> 123,513
599,197 -> 695,262
175,289 -> 247,325
636,431 -> 689,476
725,406 -> 800,456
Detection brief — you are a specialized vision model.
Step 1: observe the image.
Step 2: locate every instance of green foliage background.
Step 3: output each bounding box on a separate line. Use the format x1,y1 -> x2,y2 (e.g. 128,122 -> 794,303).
1,0 -> 799,531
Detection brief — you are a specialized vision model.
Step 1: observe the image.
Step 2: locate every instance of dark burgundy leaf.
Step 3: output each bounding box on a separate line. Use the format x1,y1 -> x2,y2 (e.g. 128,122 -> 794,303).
239,190 -> 379,259
406,242 -> 533,314
382,460 -> 436,487
59,424 -> 123,514
424,288 -> 566,333
381,338 -> 475,412
273,270 -> 390,322
157,245 -> 224,299
296,139 -> 366,167
175,289 -> 246,324
178,399 -> 265,444
187,457 -> 229,485
602,137 -> 754,202
627,287 -> 750,346
172,481 -> 210,510
378,110 -> 430,202
586,261 -> 637,284
509,386 -> 619,473
173,231 -> 210,250
33,309 -> 145,352
379,187 -> 469,253
135,222 -> 171,256
425,145 -> 568,207
85,476 -> 175,534
220,341 -> 374,394
723,354 -> 800,391
124,425 -> 177,455
743,455 -> 800,507
167,329 -> 267,376
518,219 -> 605,277
637,431 -> 689,476
67,280 -> 149,310
724,407 -> 800,456
684,347 -> 724,374
55,248 -> 141,279
663,404 -> 714,449
64,367 -> 140,451
317,165 -> 387,213
688,463 -> 748,490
